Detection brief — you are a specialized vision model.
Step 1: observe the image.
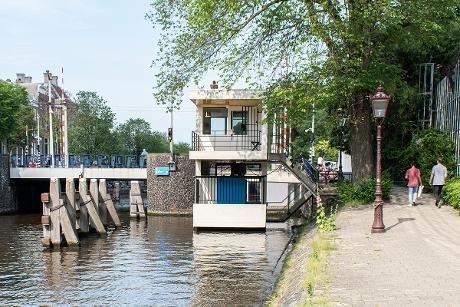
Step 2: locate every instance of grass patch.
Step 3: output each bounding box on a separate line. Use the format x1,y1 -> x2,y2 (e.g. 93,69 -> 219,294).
303,234 -> 336,306
268,230 -> 337,307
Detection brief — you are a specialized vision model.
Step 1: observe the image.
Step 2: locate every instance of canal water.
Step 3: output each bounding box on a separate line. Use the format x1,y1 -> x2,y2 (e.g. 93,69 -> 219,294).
0,207 -> 291,305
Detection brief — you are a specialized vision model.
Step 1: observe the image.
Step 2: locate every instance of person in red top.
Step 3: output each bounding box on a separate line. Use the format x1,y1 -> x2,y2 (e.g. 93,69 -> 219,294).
405,161 -> 422,206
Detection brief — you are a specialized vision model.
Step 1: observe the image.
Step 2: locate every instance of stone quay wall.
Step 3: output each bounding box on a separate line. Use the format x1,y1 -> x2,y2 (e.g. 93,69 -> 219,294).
147,154 -> 195,215
0,156 -> 17,214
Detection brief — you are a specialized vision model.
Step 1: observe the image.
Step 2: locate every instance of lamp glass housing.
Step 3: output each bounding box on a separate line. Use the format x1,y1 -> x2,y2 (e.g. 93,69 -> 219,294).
372,98 -> 389,119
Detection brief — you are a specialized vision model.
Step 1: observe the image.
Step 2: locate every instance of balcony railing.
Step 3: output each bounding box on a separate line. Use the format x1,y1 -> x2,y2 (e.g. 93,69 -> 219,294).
10,154 -> 148,168
195,175 -> 266,204
191,131 -> 261,151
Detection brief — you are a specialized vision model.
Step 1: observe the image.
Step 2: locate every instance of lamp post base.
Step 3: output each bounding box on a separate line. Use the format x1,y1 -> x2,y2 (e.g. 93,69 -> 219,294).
371,202 -> 385,233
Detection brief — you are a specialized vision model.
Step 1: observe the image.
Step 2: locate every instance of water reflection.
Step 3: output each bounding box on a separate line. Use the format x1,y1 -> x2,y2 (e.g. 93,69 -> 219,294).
0,213 -> 290,306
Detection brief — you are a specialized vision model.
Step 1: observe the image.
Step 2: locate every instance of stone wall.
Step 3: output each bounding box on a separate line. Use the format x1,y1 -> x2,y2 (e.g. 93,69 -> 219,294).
0,156 -> 17,214
147,154 -> 195,215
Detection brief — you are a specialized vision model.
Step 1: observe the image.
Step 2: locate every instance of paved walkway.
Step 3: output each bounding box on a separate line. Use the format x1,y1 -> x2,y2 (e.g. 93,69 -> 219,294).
329,187 -> 460,306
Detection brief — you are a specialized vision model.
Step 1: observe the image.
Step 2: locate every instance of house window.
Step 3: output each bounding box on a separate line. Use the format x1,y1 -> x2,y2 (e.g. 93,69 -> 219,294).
203,108 -> 227,135
232,111 -> 247,135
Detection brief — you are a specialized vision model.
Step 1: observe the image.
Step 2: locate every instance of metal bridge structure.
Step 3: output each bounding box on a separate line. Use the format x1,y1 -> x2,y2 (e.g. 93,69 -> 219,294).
9,154 -> 147,180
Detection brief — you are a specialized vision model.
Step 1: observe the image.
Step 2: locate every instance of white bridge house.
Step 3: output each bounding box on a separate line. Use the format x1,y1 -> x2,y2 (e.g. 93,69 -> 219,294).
190,88 -> 270,229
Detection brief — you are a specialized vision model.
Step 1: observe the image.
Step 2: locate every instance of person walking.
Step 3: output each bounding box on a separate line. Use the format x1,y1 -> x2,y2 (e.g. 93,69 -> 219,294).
429,158 -> 448,208
405,161 -> 422,207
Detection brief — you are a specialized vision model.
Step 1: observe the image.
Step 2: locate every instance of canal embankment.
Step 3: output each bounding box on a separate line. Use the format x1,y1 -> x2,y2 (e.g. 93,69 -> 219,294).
268,224 -> 336,306
0,155 -> 17,214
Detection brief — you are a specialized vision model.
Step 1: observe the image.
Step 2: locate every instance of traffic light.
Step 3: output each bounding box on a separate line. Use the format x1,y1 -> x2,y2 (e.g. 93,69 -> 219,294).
168,127 -> 173,142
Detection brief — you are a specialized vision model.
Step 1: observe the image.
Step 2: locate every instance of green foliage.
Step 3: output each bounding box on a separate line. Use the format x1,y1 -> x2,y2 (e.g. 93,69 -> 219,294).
402,129 -> 456,187
114,118 -> 190,155
315,140 -> 338,162
68,91 -> 116,155
115,118 -> 169,155
174,142 -> 191,155
442,178 -> 460,211
0,81 -> 34,146
316,204 -> 337,232
336,176 -> 393,205
147,0 -> 460,183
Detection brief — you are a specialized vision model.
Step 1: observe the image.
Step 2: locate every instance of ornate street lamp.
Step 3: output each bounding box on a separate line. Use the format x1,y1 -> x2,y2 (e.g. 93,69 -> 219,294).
370,85 -> 390,233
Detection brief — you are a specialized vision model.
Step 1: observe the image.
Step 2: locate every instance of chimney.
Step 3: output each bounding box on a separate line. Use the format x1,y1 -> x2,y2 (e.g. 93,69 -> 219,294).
16,73 -> 25,84
210,80 -> 218,89
24,76 -> 32,83
51,76 -> 58,86
43,71 -> 51,83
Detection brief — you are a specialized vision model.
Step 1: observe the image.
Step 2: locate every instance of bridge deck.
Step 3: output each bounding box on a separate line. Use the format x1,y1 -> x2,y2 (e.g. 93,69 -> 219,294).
10,168 -> 147,180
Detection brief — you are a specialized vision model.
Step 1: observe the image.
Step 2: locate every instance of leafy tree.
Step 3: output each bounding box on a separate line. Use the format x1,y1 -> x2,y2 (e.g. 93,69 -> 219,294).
402,129 -> 456,187
68,91 -> 116,155
0,81 -> 34,148
147,0 -> 460,182
115,118 -> 170,155
174,142 -> 191,154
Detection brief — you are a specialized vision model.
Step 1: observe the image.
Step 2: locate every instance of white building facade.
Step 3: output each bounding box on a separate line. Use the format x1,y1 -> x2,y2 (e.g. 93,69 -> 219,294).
189,88 -> 269,229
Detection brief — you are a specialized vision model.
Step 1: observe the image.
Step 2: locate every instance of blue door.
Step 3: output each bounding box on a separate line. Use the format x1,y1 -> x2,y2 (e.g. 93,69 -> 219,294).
217,177 -> 247,204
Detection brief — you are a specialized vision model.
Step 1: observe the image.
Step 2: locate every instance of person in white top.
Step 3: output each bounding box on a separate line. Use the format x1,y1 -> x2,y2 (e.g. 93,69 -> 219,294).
429,158 -> 448,208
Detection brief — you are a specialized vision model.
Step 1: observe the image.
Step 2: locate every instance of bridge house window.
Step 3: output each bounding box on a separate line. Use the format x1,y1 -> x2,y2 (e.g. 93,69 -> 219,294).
231,111 -> 247,135
203,108 -> 227,135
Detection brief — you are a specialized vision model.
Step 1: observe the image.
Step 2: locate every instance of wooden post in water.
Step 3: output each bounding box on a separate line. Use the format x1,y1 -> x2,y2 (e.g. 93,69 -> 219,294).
58,197 -> 79,246
41,193 -> 51,247
79,178 -> 106,234
113,181 -> 120,205
77,178 -> 90,233
99,179 -> 121,227
49,178 -> 62,246
130,181 -> 145,218
65,178 -> 77,232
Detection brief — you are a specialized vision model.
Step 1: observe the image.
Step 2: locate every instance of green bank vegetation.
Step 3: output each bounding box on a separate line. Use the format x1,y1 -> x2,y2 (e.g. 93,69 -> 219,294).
269,231 -> 336,307
442,178 -> 460,212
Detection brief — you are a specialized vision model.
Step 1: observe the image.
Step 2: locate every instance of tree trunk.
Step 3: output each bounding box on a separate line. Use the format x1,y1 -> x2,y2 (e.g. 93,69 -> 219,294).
349,97 -> 374,184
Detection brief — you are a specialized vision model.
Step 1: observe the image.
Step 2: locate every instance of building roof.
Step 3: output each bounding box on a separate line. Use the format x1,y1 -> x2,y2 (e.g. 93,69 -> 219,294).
189,89 -> 262,106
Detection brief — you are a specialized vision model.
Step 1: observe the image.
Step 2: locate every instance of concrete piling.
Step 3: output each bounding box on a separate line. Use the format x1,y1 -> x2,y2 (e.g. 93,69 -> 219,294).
99,179 -> 121,227
130,181 -> 145,218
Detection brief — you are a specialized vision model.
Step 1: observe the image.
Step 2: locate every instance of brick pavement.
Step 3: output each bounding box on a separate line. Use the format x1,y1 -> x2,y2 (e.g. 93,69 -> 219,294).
329,187 -> 460,306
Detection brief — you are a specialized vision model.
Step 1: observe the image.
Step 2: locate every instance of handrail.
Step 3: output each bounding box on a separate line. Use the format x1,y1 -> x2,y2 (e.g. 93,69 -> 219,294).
303,159 -> 319,182
191,130 -> 262,151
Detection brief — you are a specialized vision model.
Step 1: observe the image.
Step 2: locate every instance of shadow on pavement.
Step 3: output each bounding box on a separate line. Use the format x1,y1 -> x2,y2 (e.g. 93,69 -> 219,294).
385,217 -> 415,231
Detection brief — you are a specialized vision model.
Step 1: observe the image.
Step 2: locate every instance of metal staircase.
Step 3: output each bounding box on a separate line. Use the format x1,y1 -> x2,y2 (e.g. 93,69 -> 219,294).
269,153 -> 318,196
267,190 -> 314,222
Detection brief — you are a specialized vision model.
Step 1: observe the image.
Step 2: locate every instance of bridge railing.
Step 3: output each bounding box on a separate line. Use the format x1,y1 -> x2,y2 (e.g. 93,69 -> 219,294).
10,154 -> 148,169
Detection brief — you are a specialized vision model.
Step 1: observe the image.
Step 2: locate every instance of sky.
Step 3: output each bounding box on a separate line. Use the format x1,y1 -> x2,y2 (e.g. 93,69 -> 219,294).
0,0 -> 204,143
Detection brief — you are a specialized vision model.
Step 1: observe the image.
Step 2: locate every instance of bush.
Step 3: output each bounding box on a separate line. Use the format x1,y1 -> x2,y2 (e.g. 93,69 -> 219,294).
442,177 -> 460,211
336,175 -> 393,205
402,129 -> 456,187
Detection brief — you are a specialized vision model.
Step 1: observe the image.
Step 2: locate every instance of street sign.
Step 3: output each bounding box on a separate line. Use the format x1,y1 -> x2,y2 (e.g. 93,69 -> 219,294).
155,167 -> 170,176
